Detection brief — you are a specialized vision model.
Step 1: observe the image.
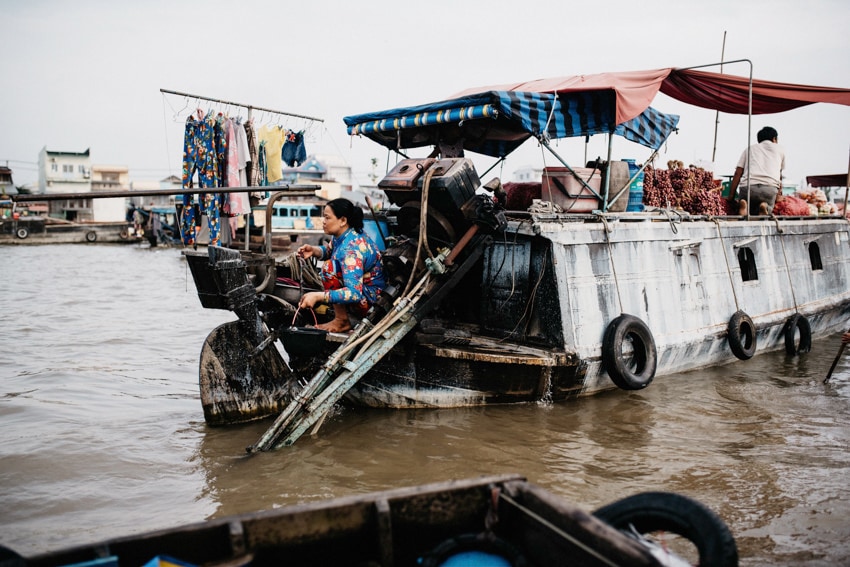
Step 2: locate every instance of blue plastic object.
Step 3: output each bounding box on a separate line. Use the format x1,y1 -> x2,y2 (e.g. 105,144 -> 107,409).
624,159 -> 645,212
438,550 -> 513,567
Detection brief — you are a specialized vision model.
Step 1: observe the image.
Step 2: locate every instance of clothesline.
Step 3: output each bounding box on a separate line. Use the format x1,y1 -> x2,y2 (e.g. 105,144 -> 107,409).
160,88 -> 324,140
160,88 -> 323,123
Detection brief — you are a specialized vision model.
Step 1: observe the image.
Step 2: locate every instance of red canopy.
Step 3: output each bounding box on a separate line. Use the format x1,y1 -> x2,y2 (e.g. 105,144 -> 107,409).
453,67 -> 850,125
806,174 -> 849,188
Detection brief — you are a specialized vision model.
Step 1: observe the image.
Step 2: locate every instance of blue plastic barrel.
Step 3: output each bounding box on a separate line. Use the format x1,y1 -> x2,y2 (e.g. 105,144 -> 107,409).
624,159 -> 645,212
363,218 -> 389,250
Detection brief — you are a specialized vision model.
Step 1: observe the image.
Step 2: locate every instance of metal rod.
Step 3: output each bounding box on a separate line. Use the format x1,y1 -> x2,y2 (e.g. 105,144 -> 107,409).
603,133 -> 613,212
674,58 -> 753,72
445,224 -> 479,267
605,146 -> 663,210
479,158 -> 504,179
539,139 -> 604,200
10,185 -> 321,202
160,88 -> 324,123
676,59 -> 753,219
844,146 -> 850,217
711,31 -> 727,163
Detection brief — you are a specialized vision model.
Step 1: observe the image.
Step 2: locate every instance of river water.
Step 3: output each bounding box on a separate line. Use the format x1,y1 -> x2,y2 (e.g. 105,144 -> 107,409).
1,244 -> 849,565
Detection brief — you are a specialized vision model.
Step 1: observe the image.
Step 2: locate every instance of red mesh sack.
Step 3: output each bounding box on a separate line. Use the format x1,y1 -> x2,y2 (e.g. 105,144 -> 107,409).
773,195 -> 813,216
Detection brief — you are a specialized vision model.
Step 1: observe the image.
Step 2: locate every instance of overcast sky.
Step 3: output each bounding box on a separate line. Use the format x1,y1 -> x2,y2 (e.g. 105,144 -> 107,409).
2,0 -> 848,190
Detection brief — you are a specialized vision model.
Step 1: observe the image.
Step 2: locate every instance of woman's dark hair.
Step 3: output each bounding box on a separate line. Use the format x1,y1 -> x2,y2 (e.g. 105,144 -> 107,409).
326,198 -> 364,231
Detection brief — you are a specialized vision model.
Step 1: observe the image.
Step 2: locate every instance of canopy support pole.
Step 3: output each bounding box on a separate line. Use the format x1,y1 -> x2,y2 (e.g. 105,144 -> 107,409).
844,146 -> 850,216
603,133 -> 614,211
479,157 -> 505,180
539,138 -> 604,201
604,146 -> 666,211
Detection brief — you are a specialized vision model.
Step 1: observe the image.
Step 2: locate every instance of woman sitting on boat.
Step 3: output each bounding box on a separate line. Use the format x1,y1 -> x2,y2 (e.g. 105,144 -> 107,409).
297,198 -> 385,333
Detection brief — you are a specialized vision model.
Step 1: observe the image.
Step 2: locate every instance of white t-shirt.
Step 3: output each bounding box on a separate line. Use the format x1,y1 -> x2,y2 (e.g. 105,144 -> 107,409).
736,140 -> 785,188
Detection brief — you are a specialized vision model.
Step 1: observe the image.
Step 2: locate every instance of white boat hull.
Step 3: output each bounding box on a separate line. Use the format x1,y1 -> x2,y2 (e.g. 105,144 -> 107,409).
346,214 -> 850,407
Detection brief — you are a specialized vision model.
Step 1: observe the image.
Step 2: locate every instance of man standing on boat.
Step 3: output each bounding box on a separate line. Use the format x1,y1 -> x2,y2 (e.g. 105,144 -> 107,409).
729,126 -> 785,216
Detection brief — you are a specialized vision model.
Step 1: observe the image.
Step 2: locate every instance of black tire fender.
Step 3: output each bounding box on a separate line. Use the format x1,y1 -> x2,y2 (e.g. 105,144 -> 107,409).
728,310 -> 756,360
85,230 -> 97,242
15,227 -> 28,239
593,491 -> 739,567
119,228 -> 130,240
602,314 -> 657,390
783,313 -> 811,355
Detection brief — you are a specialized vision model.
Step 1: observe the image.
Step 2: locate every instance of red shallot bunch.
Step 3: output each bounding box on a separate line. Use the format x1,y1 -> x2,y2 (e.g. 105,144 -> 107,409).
643,167 -> 676,208
643,164 -> 726,215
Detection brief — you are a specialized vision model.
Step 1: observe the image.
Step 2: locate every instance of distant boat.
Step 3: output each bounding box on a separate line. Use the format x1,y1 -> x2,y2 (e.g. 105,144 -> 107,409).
0,212 -> 139,245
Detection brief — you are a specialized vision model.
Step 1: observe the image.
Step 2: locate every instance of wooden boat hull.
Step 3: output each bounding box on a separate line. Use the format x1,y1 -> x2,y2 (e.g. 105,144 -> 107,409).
19,475 -> 706,567
344,336 -> 586,408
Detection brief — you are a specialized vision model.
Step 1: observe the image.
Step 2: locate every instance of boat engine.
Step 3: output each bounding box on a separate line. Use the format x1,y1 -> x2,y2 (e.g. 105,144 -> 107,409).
372,157 -> 506,315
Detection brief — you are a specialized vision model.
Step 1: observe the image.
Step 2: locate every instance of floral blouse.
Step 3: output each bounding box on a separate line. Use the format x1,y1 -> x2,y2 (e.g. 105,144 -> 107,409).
319,228 -> 385,306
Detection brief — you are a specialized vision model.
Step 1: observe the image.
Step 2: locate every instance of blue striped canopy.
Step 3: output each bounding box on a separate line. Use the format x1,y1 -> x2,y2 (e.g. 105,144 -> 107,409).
344,90 -> 679,157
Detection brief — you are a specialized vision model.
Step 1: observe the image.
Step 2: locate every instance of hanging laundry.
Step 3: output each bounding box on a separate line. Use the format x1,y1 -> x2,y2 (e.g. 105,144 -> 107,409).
244,119 -> 265,203
222,120 -> 246,209
257,140 -> 269,187
234,118 -> 250,187
245,120 -> 260,187
244,119 -> 258,187
258,125 -> 284,183
224,118 -> 241,189
223,118 -> 251,237
180,110 -> 221,247
182,110 -> 217,189
214,113 -> 228,184
282,129 -> 307,167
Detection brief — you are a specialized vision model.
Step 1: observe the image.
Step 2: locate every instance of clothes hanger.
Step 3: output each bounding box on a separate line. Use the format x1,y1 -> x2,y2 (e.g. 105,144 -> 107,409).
173,96 -> 190,121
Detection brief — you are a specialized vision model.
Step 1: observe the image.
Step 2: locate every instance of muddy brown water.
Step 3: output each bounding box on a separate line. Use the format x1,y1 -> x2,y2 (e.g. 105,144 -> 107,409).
1,244 -> 849,565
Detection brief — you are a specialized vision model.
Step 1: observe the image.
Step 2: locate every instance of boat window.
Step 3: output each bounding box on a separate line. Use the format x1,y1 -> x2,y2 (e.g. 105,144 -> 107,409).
737,247 -> 758,281
809,242 -> 823,271
689,251 -> 701,275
